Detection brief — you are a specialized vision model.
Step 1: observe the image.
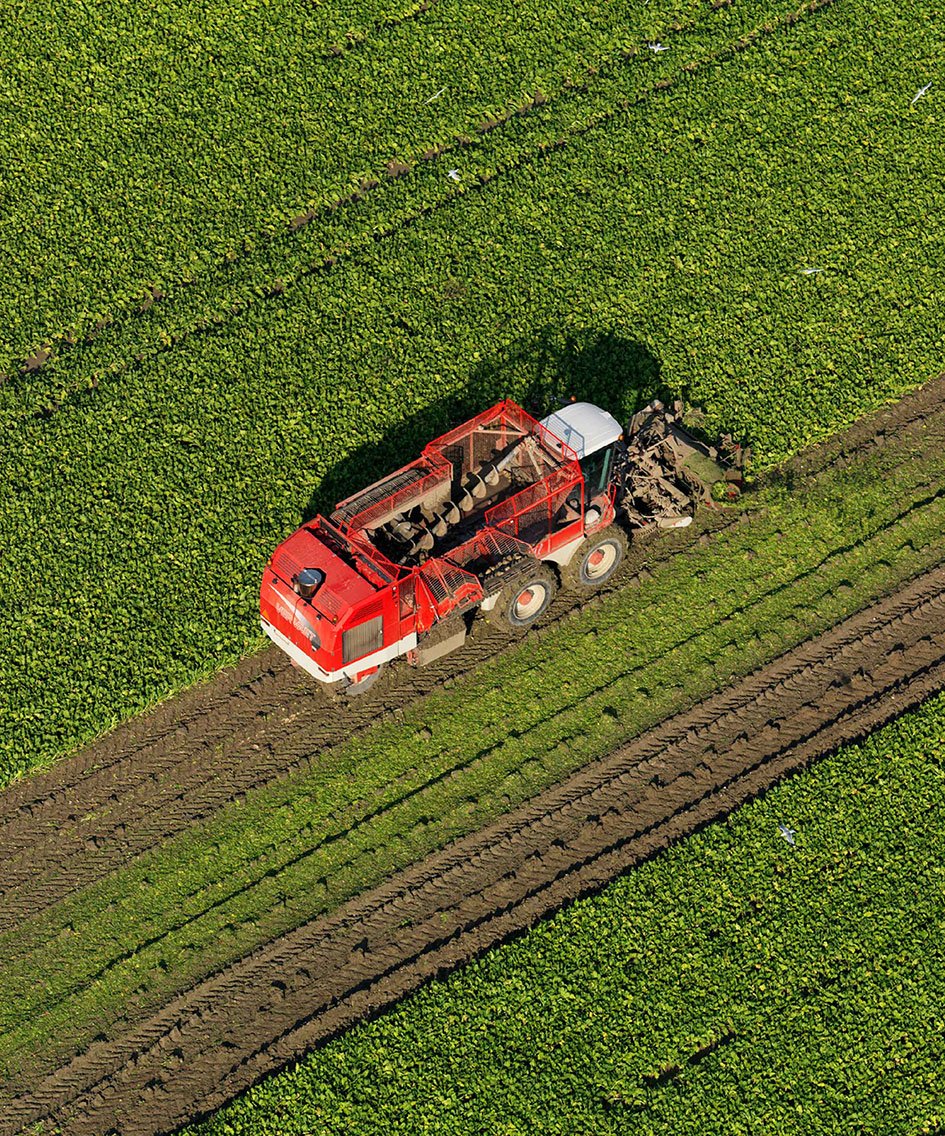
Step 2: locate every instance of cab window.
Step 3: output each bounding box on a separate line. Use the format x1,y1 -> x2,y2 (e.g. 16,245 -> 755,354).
580,445 -> 614,497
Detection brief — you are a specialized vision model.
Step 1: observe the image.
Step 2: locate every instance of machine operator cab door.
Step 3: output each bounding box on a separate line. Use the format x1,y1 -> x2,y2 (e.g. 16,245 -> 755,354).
539,401 -> 623,526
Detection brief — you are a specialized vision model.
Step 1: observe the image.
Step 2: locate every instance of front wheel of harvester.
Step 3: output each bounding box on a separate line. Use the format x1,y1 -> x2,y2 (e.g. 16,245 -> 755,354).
561,526 -> 628,590
486,563 -> 558,631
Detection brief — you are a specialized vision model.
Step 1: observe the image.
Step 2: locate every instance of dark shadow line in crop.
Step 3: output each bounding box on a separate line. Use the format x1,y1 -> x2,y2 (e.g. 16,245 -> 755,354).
12,483 -> 942,1037
321,0 -> 441,60
4,0 -> 454,388
17,0 -> 836,419
10,0 -> 699,391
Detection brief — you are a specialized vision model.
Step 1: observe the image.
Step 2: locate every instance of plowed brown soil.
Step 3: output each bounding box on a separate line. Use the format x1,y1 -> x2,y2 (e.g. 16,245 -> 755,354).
2,375 -> 942,928
7,556 -> 945,1136
0,521 -> 725,928
1,374 -> 944,1136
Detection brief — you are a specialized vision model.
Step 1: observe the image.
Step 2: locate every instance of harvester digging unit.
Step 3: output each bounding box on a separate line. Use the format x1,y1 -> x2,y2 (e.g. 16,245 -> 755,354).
260,398 -> 746,694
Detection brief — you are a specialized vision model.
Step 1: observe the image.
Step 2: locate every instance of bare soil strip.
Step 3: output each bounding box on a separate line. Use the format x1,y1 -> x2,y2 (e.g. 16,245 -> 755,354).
2,375 -> 943,932
5,552 -> 945,1136
0,520 -> 729,926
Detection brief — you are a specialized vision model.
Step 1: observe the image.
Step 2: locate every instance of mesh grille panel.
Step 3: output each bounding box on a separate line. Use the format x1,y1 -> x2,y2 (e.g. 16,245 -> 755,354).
487,462 -> 582,544
271,550 -> 301,586
419,559 -> 479,606
448,528 -> 531,571
334,456 -> 451,534
342,614 -> 384,664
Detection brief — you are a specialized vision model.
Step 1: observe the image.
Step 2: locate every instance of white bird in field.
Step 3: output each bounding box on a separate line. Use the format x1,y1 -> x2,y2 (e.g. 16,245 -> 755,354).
911,81 -> 932,106
425,86 -> 447,104
777,823 -> 796,846
800,267 -> 823,275
648,41 -> 669,52
447,169 -> 461,182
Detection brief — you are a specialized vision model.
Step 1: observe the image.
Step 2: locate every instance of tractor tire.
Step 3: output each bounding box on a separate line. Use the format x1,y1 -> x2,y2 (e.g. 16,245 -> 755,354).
485,563 -> 558,632
341,662 -> 387,697
561,525 -> 628,590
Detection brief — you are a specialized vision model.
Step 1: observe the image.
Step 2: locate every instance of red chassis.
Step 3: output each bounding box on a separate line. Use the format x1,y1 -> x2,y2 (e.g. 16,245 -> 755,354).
260,399 -> 619,692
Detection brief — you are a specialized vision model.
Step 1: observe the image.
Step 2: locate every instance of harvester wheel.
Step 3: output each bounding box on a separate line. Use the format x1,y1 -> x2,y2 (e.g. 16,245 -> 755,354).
562,526 -> 628,590
341,662 -> 386,697
486,563 -> 557,631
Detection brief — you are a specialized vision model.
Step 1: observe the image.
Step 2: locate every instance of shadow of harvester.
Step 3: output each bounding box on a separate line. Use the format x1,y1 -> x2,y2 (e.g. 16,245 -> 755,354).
304,328 -> 669,523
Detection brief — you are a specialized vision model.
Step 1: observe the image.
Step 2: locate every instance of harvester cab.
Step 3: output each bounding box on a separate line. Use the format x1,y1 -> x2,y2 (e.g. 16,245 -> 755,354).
537,401 -> 623,528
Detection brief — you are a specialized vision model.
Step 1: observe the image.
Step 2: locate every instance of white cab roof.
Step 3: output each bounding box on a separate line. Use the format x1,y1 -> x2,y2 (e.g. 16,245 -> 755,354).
539,402 -> 623,459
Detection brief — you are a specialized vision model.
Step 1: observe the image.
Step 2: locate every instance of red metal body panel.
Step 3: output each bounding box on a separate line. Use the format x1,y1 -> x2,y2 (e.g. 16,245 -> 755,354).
261,400 -> 589,682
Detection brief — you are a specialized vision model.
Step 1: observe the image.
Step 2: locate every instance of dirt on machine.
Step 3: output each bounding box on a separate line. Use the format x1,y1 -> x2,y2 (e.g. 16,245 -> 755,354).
259,397 -> 747,694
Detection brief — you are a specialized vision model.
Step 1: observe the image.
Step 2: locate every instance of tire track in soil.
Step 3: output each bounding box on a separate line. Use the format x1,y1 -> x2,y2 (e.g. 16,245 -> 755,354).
0,373 -> 943,928
4,480 -> 940,1055
0,521 -> 721,917
7,552 -> 945,1136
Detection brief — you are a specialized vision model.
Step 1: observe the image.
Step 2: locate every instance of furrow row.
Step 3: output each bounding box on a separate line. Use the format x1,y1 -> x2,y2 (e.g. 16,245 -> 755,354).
8,558 -> 945,1136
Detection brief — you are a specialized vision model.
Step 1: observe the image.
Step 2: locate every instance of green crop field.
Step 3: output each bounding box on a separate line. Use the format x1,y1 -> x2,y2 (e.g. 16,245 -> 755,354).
180,691 -> 945,1136
0,0 -> 809,379
2,392 -> 942,1094
1,0 -> 943,1128
1,0 -> 942,787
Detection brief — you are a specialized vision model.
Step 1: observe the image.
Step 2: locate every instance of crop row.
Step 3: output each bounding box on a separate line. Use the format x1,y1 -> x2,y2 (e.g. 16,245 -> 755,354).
179,688 -> 945,1136
1,0 -> 942,788
3,0 -> 804,416
0,0 -> 747,378
2,416 -> 943,1093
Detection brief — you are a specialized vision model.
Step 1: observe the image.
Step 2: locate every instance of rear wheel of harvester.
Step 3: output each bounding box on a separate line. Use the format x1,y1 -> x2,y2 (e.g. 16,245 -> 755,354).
339,662 -> 387,698
561,526 -> 628,590
486,563 -> 558,631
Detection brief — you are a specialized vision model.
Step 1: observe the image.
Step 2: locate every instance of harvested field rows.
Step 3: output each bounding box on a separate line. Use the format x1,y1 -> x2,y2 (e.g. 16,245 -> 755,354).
1,373 -> 941,925
185,692 -> 945,1136
7,559 -> 945,1136
2,370 -> 945,1106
